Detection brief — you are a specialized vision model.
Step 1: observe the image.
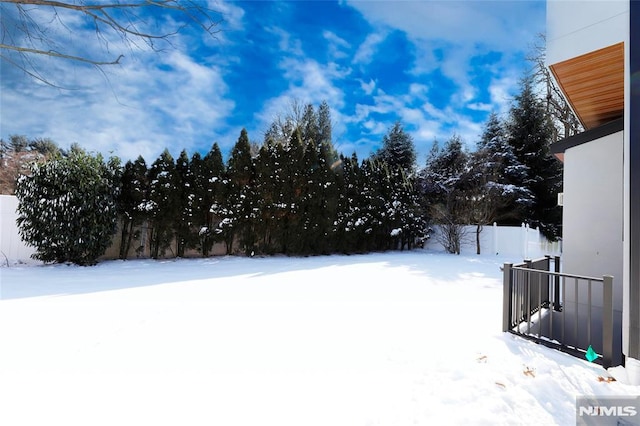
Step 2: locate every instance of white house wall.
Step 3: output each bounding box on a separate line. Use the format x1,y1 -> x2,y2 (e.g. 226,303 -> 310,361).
546,0 -> 629,66
562,130 -> 624,314
559,131 -> 624,362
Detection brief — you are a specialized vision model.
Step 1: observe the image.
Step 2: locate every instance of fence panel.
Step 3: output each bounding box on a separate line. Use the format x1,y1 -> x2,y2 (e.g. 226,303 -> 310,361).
428,223 -> 561,258
0,195 -> 37,265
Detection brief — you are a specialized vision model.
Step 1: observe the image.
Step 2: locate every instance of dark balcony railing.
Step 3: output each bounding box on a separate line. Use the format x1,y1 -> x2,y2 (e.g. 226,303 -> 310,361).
502,256 -> 617,368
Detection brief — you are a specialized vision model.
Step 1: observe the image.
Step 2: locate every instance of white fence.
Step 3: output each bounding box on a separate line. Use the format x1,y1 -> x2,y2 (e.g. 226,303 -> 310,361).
425,223 -> 562,259
0,195 -> 38,265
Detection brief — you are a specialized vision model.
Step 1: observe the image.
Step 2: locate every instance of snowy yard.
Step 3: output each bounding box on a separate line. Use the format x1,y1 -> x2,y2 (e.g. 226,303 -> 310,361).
0,251 -> 636,425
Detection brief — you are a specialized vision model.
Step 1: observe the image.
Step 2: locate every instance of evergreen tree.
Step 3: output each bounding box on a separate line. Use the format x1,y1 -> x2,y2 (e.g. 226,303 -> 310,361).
376,121 -> 417,172
316,101 -> 339,168
301,103 -> 319,147
117,156 -> 149,259
314,144 -> 339,254
312,102 -> 339,252
277,130 -> 305,254
384,165 -> 427,251
224,129 -> 255,254
464,113 -> 533,253
334,151 -> 425,254
175,149 -> 195,257
147,149 -> 179,258
361,158 -> 391,251
506,76 -> 563,239
15,151 -> 120,265
334,153 -> 365,253
199,143 -> 226,256
317,101 -> 333,148
334,156 -> 387,252
269,141 -> 290,254
263,121 -> 282,146
423,136 -> 468,198
253,141 -> 279,254
421,136 -> 469,254
228,129 -> 253,185
189,152 -> 206,255
299,140 -> 325,254
342,122 -> 421,252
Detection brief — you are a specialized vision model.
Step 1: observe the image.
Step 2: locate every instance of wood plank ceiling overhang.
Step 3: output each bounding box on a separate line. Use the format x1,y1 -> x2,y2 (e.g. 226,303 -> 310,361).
550,42 -> 624,130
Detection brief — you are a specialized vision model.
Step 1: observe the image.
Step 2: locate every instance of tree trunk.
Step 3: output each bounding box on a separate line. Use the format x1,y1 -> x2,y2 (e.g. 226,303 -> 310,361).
476,224 -> 483,255
123,221 -> 135,259
118,219 -> 130,260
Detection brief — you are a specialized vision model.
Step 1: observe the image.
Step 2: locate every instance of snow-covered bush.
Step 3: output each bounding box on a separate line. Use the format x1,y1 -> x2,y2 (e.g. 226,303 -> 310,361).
15,151 -> 120,265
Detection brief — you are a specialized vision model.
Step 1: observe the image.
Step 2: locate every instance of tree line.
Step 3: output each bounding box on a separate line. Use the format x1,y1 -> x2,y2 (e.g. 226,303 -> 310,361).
10,77 -> 563,265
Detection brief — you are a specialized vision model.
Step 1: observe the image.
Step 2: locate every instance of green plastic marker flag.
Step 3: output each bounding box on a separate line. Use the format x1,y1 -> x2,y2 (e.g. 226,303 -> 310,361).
585,345 -> 599,362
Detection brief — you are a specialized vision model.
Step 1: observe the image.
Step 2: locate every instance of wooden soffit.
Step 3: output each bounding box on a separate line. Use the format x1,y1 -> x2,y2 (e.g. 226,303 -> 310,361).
550,42 -> 624,130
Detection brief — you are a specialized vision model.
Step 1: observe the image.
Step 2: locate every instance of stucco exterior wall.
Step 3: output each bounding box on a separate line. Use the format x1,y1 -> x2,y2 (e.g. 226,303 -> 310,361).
546,0 -> 629,66
562,131 -> 624,306
561,130 -> 624,361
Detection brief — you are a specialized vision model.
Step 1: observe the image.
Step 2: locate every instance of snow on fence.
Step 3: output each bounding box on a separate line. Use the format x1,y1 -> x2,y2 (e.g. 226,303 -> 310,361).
1,194 -> 561,265
425,223 -> 562,259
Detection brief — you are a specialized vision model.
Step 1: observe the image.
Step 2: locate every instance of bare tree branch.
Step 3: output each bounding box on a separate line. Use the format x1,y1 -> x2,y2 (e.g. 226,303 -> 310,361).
1,0 -> 222,85
528,33 -> 583,142
0,42 -> 123,64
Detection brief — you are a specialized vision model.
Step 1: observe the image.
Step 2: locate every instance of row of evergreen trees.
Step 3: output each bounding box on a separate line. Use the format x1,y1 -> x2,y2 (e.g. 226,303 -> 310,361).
14,77 -> 562,264
118,118 -> 427,259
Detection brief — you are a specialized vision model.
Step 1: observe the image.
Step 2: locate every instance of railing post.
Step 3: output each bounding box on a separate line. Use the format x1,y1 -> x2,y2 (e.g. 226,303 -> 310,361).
524,259 -> 533,333
602,275 -> 614,369
503,263 -> 513,332
554,255 -> 561,311
543,255 -> 551,306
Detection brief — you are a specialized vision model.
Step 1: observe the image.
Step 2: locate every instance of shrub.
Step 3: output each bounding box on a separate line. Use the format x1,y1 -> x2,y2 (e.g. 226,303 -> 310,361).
15,151 -> 120,265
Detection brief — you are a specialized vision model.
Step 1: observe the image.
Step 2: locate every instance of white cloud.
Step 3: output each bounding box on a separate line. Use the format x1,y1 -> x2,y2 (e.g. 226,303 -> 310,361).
323,30 -> 351,60
338,0 -> 544,161
488,75 -> 519,117
1,1 -> 537,166
362,119 -> 387,134
467,102 -> 494,112
347,80 -> 488,162
360,79 -> 376,95
0,1 -> 245,162
408,83 -> 429,97
346,0 -> 541,125
265,26 -> 304,57
211,1 -> 246,32
252,25 -> 352,144
411,41 -> 484,112
2,42 -> 235,163
353,32 -> 387,65
346,1 -> 542,51
253,57 -> 349,142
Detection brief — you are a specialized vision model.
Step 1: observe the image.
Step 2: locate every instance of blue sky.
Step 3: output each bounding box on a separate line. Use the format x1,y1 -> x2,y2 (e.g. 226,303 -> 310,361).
0,0 -> 546,165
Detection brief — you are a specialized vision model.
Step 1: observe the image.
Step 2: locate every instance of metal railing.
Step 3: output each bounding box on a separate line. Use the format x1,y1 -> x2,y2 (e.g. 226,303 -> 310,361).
502,256 -> 616,368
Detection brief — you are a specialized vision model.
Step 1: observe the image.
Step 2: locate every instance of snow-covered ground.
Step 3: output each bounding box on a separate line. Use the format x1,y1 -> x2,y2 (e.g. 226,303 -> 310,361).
0,250 -> 636,425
